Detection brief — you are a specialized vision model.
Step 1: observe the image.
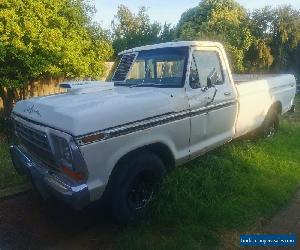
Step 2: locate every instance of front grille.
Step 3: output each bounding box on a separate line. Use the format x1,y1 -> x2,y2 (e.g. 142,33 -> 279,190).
15,121 -> 56,167
16,121 -> 50,151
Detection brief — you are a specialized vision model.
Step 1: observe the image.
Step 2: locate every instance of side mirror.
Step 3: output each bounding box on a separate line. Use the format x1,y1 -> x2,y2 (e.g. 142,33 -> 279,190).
207,68 -> 219,88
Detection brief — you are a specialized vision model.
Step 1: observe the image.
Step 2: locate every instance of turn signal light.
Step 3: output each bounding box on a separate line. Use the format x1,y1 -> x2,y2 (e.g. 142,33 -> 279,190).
62,166 -> 85,181
81,133 -> 106,144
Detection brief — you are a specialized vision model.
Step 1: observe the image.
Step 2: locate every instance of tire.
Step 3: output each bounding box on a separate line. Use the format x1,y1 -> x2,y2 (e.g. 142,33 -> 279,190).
260,109 -> 279,138
108,152 -> 166,224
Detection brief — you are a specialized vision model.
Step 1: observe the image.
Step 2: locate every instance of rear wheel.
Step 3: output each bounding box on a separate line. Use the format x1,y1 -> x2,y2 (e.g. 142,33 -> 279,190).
108,152 -> 166,224
260,110 -> 279,138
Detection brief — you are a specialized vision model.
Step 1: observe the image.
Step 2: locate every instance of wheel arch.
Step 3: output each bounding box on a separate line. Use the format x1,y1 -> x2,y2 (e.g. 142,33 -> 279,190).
270,101 -> 282,115
112,142 -> 175,174
103,142 -> 175,202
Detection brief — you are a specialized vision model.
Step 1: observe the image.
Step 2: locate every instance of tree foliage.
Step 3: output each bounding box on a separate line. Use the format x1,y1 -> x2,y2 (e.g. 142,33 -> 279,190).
175,0 -> 300,76
249,5 -> 300,76
176,0 -> 254,72
270,6 -> 300,73
1,0 -> 300,118
0,0 -> 113,117
111,5 -> 175,55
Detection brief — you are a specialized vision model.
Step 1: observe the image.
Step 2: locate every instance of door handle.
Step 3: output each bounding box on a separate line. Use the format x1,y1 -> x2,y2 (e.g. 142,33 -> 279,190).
224,92 -> 232,96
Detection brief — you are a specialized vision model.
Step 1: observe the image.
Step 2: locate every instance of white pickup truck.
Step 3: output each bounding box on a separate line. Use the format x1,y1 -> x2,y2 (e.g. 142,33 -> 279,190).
10,41 -> 296,222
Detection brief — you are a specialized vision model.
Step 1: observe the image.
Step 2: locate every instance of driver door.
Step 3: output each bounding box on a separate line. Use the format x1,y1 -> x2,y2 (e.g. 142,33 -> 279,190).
186,47 -> 238,159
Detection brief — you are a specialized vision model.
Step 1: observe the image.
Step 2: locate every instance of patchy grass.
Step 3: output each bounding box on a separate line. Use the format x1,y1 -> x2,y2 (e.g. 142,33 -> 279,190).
116,95 -> 300,250
0,141 -> 27,190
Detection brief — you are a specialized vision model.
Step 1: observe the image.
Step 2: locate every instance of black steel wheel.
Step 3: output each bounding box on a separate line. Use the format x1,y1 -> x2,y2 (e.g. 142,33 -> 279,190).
127,171 -> 157,211
262,110 -> 279,138
108,152 -> 166,224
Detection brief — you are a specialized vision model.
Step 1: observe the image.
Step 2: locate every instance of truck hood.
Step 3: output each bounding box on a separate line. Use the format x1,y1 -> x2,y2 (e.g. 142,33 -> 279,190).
13,82 -> 187,136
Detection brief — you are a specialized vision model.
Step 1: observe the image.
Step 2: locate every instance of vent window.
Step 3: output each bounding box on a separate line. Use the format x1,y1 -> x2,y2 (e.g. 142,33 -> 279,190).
112,53 -> 136,82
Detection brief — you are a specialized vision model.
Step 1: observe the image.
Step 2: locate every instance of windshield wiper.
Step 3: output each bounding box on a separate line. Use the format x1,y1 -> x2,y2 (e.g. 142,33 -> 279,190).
114,81 -> 126,86
129,83 -> 166,88
115,81 -> 167,88
129,83 -> 145,88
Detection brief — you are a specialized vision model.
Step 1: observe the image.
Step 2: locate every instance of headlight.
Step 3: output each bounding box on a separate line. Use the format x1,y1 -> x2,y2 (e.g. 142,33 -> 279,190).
62,142 -> 72,163
57,138 -> 73,164
49,132 -> 87,181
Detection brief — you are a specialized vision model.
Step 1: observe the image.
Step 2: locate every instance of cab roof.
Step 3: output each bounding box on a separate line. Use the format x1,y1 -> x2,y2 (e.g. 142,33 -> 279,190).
119,41 -> 223,55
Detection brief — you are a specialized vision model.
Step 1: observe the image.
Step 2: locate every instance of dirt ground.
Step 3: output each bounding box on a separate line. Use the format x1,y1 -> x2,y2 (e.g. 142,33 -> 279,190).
259,188 -> 300,250
0,191 -> 117,250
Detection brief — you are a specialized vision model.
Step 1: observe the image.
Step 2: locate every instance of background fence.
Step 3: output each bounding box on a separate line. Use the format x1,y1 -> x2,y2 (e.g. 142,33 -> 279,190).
0,62 -> 114,117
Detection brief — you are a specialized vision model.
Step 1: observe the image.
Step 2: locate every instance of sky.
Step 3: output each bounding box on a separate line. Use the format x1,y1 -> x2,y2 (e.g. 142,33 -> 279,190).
94,0 -> 300,29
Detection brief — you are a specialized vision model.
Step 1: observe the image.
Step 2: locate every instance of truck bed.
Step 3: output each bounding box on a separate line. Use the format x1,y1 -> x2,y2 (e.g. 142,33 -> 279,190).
233,74 -> 296,138
233,74 -> 287,84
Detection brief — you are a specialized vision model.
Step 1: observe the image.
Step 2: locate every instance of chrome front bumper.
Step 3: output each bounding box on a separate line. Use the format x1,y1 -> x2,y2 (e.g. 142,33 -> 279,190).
9,145 -> 90,210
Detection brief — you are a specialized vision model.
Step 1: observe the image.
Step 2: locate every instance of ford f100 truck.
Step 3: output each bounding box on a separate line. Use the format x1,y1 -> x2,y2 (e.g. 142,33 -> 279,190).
10,41 -> 296,222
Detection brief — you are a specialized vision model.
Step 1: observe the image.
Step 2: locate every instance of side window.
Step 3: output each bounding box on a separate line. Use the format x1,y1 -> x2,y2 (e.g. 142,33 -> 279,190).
128,60 -> 146,79
189,51 -> 224,89
189,55 -> 201,89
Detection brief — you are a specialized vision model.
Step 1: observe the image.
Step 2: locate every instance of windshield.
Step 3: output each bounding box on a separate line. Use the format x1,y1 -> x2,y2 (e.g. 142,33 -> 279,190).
113,47 -> 188,87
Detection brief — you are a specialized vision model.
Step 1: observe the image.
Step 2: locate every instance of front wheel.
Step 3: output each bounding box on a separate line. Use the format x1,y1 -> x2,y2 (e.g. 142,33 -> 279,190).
108,152 -> 166,224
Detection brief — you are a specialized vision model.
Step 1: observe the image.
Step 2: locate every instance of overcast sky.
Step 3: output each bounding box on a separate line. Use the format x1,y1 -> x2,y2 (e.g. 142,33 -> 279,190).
93,0 -> 300,29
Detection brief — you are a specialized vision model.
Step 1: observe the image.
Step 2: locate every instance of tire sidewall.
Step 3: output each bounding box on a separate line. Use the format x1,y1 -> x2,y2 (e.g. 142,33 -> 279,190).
262,110 -> 279,138
109,152 -> 166,224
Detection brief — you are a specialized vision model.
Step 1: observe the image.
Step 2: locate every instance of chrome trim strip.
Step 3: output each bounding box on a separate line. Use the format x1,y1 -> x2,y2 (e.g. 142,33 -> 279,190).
76,100 -> 237,146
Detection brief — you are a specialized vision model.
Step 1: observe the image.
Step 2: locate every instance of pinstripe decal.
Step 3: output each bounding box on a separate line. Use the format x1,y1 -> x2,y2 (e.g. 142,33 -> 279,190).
76,100 -> 237,146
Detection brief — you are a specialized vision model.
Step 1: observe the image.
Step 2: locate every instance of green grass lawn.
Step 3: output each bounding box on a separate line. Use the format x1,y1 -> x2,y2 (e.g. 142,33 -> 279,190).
0,141 -> 27,190
116,95 -> 300,250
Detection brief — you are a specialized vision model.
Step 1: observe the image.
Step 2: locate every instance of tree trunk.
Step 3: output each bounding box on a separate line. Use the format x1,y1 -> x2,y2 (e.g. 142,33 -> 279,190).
0,87 -> 16,119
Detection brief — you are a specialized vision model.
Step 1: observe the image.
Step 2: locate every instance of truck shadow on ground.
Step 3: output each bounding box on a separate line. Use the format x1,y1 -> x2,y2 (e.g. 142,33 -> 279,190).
0,191 -> 117,250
